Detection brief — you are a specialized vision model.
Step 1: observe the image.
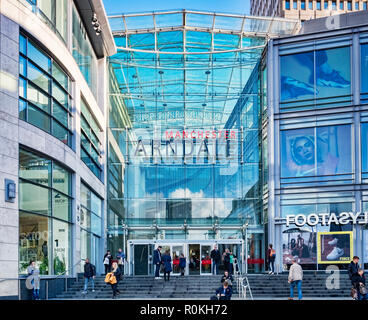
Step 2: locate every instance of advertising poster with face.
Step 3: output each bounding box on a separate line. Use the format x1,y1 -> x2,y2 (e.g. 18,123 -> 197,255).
282,226 -> 317,265
281,125 -> 351,178
317,231 -> 353,264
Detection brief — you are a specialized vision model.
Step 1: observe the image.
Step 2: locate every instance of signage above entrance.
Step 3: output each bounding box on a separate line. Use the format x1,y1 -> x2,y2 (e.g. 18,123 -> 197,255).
286,212 -> 368,227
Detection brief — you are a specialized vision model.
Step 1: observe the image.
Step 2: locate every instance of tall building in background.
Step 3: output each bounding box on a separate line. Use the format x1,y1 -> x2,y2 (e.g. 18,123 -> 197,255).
251,0 -> 368,20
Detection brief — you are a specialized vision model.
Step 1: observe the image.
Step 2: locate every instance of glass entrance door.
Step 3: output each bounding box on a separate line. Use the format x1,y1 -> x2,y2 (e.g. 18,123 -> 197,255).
134,244 -> 149,275
172,245 -> 184,275
200,244 -> 212,274
189,244 -> 200,275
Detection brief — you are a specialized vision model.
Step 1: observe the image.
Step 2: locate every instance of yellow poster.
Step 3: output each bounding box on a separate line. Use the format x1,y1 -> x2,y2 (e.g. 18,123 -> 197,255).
317,231 -> 353,264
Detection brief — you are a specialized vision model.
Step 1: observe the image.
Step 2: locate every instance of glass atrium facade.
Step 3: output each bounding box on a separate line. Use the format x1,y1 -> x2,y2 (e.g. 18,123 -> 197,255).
106,11 -> 299,273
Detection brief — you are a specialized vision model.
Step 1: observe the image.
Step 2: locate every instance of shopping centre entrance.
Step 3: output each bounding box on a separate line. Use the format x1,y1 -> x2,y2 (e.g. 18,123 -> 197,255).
127,240 -> 244,276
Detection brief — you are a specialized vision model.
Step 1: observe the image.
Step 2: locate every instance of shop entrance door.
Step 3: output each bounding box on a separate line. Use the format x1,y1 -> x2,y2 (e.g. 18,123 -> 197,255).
188,244 -> 200,275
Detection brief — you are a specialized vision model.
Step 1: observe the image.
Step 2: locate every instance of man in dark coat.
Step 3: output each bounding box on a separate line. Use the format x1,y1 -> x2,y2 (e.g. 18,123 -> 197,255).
352,269 -> 368,300
153,246 -> 162,279
348,256 -> 360,285
210,245 -> 221,275
215,280 -> 232,300
221,270 -> 234,289
82,258 -> 96,294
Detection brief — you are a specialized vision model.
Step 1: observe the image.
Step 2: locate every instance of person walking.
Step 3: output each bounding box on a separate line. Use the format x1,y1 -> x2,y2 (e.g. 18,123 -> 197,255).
221,270 -> 234,290
348,256 -> 360,286
109,262 -> 121,299
27,260 -> 40,300
103,250 -> 113,275
215,280 -> 232,300
116,248 -> 125,280
267,244 -> 276,275
162,250 -> 172,281
288,258 -> 303,300
153,246 -> 162,279
223,249 -> 231,273
229,251 -> 235,275
179,253 -> 186,276
210,245 -> 221,275
82,258 -> 96,294
352,268 -> 368,300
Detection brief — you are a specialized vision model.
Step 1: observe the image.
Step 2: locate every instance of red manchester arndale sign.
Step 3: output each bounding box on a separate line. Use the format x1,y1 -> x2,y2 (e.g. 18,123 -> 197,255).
165,129 -> 237,140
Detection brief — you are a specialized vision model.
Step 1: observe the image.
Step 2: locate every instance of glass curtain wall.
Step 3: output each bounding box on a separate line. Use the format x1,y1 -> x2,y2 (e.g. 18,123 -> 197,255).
80,183 -> 102,269
72,3 -> 98,97
80,98 -> 103,179
19,33 -> 73,147
19,148 -> 72,275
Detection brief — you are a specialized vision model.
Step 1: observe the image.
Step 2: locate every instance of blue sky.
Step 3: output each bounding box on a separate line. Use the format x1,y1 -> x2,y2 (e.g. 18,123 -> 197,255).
103,0 -> 250,15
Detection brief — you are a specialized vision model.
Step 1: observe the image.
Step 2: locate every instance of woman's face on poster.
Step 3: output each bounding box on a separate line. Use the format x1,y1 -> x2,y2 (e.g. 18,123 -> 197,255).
293,137 -> 314,165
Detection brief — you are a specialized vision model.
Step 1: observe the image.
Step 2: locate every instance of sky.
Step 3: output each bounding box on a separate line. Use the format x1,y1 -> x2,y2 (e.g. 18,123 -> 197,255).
103,0 -> 250,16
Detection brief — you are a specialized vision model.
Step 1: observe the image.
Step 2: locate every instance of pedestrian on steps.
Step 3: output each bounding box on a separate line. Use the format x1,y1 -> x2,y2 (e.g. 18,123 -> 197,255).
103,250 -> 113,275
179,253 -> 186,276
288,258 -> 303,300
267,244 -> 276,275
162,250 -> 172,281
82,258 -> 96,294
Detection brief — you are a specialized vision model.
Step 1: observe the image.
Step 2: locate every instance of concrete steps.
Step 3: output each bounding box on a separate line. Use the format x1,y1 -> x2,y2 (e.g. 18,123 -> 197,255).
54,273 -> 352,300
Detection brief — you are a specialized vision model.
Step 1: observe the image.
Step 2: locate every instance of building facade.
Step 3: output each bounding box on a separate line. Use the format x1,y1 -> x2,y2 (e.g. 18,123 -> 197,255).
251,0 -> 368,20
0,0 -> 115,299
267,10 -> 368,271
2,0 -> 368,301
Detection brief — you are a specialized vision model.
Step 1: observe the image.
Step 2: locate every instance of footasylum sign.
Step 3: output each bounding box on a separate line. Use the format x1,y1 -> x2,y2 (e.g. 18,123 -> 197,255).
286,212 -> 368,227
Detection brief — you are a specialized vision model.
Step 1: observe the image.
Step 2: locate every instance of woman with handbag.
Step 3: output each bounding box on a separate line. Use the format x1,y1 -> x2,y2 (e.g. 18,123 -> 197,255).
105,262 -> 121,299
352,269 -> 368,300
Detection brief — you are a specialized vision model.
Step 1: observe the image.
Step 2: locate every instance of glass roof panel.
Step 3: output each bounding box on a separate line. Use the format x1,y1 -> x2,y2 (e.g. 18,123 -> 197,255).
155,13 -> 183,28
125,15 -> 154,30
108,17 -> 125,32
108,10 -> 300,129
214,16 -> 243,31
186,13 -> 214,28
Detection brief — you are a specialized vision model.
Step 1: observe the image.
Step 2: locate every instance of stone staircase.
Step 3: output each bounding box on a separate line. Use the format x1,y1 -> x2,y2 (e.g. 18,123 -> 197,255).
54,272 -> 352,300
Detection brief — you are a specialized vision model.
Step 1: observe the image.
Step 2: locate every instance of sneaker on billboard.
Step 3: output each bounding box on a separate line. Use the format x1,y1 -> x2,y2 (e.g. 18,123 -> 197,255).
328,238 -> 338,246
281,76 -> 315,99
316,69 -> 350,88
327,247 -> 344,260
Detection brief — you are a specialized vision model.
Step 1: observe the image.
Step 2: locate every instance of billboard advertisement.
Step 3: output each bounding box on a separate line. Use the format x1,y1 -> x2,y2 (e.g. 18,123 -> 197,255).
317,231 -> 353,264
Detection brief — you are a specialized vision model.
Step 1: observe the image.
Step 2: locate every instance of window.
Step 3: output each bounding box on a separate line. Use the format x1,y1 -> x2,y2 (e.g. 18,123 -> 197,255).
286,0 -> 291,9
80,98 -> 102,179
19,148 -> 72,275
80,183 -> 102,267
301,0 -> 306,9
340,1 -> 344,9
362,44 -> 368,94
72,3 -> 98,97
332,0 -> 337,9
24,0 -> 68,43
364,2 -> 368,10
317,0 -> 322,9
325,1 -> 329,9
19,33 -> 73,146
293,0 -> 298,9
309,1 -> 313,9
280,47 -> 351,103
348,1 -> 352,9
281,125 -> 352,178
355,1 -> 360,9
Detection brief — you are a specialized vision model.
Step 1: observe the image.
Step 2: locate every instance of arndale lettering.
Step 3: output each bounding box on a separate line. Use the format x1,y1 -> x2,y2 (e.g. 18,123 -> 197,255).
286,212 -> 368,227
